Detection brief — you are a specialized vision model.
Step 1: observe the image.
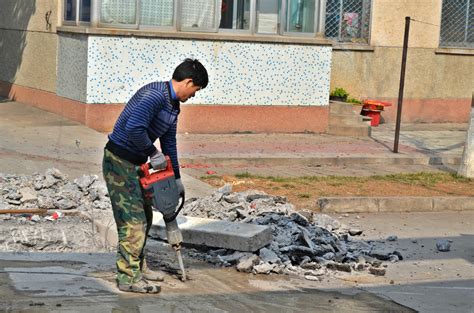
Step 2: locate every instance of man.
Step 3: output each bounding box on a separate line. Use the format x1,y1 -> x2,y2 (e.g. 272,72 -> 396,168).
102,59 -> 208,293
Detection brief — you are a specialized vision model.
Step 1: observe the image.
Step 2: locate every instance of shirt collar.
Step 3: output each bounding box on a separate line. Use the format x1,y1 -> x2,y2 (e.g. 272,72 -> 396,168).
168,80 -> 178,101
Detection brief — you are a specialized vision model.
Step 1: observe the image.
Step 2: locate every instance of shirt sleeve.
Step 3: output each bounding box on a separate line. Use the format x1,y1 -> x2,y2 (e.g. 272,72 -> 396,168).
124,89 -> 165,156
160,120 -> 180,179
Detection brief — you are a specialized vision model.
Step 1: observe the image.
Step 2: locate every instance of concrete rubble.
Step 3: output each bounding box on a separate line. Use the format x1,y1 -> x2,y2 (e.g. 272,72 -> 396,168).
181,184 -> 402,278
1,170 -> 404,278
0,169 -> 111,252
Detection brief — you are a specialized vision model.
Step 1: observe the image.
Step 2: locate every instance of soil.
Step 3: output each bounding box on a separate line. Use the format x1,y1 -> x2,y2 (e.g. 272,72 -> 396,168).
201,175 -> 474,210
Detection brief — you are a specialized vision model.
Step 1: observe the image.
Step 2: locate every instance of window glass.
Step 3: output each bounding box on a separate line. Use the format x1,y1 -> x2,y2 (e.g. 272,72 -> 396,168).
101,0 -> 137,25
286,0 -> 315,33
181,0 -> 219,30
440,0 -> 474,48
65,0 -> 77,21
257,0 -> 280,34
220,0 -> 251,30
325,0 -> 371,43
141,0 -> 174,27
80,0 -> 91,22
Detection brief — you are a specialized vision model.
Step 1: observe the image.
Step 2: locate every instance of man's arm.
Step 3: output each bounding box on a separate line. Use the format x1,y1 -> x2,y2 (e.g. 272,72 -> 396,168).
125,89 -> 165,156
160,121 -> 180,179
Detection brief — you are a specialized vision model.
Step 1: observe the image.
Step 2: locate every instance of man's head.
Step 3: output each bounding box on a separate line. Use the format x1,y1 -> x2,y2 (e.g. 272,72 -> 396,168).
172,58 -> 208,102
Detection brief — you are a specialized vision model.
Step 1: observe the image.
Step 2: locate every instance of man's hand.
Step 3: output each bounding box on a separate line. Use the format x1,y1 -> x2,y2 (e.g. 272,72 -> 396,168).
150,150 -> 167,170
176,178 -> 185,195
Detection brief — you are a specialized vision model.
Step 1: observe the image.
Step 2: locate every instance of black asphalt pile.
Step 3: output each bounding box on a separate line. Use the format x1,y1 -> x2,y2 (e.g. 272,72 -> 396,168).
182,184 -> 402,279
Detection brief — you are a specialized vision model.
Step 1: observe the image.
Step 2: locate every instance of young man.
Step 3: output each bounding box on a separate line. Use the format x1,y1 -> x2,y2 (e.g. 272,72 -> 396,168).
102,59 -> 208,293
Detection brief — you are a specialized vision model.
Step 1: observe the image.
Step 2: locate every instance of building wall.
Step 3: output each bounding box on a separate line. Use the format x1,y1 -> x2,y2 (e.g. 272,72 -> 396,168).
0,0 -> 58,93
57,35 -> 332,106
330,0 -> 474,123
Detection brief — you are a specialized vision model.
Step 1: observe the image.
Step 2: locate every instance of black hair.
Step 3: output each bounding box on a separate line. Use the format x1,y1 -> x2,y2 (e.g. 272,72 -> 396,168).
172,58 -> 209,89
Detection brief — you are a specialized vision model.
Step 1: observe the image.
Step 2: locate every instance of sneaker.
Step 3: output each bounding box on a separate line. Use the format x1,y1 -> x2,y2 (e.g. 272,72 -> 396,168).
142,262 -> 166,282
118,279 -> 161,294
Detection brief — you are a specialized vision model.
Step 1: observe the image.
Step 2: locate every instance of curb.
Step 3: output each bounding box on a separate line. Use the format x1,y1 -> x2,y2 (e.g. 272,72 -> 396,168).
316,196 -> 474,213
181,155 -> 461,167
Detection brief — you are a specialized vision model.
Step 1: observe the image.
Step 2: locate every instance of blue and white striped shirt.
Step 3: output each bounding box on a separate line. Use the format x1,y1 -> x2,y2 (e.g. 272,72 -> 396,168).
108,81 -> 181,178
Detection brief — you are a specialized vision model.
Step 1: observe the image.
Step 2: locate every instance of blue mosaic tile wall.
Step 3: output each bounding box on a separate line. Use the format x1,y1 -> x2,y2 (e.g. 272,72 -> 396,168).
85,36 -> 332,105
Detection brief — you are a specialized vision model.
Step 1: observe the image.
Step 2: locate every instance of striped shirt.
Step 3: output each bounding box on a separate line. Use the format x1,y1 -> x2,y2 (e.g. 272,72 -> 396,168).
108,81 -> 181,178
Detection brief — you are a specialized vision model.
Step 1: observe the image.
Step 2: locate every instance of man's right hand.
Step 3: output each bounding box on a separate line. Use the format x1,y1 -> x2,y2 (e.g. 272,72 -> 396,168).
150,150 -> 167,170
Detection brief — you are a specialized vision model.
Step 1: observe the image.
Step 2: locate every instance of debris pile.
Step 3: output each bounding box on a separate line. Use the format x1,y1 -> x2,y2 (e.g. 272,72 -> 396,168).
182,185 -> 402,279
0,169 -> 110,212
0,169 -> 112,252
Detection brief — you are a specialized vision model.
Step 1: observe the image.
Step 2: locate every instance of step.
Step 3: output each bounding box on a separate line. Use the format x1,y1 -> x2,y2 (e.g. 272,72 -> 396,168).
150,212 -> 273,252
329,113 -> 367,126
329,101 -> 362,114
327,125 -> 371,137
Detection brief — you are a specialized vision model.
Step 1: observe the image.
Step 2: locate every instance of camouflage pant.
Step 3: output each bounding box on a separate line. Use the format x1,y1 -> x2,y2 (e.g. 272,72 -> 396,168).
102,148 -> 153,284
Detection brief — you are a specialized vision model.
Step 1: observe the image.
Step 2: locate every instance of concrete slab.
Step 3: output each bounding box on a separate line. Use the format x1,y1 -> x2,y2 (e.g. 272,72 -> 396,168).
150,212 -> 273,252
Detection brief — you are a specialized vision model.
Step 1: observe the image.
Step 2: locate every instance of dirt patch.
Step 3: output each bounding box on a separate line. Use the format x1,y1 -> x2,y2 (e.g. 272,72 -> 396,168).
201,173 -> 474,210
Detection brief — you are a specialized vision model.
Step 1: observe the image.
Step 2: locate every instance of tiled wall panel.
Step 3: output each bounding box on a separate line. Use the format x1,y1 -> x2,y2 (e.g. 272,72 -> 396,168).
86,36 -> 331,106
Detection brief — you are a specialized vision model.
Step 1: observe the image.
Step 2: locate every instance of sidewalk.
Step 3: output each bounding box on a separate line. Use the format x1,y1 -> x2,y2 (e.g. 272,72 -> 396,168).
177,123 -> 466,178
0,99 -> 466,180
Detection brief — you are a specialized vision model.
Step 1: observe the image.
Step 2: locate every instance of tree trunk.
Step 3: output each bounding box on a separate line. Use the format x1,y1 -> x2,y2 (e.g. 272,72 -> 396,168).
458,93 -> 474,178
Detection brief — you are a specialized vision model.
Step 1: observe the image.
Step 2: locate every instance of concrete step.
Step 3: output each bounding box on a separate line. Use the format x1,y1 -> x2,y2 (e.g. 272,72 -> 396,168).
329,113 -> 367,125
150,212 -> 273,252
329,101 -> 361,114
327,125 -> 371,137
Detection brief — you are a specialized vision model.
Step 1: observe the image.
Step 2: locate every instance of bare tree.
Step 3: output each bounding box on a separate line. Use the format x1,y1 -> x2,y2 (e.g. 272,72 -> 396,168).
458,93 -> 474,178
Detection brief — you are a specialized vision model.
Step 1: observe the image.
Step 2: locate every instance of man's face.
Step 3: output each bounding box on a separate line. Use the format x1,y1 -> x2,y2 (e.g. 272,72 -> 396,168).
179,79 -> 201,102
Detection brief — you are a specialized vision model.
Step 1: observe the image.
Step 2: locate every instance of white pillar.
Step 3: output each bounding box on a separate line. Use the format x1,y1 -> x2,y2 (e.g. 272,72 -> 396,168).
458,93 -> 474,178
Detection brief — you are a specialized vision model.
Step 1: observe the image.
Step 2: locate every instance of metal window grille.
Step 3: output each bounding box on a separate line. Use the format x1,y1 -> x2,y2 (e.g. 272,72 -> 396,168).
440,0 -> 474,48
324,0 -> 371,43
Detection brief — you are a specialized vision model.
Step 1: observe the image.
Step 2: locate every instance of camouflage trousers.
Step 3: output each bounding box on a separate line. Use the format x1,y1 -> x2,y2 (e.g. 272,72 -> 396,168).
102,148 -> 153,284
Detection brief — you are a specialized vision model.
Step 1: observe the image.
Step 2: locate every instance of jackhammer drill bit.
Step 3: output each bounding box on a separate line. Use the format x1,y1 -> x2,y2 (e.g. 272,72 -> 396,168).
174,244 -> 186,281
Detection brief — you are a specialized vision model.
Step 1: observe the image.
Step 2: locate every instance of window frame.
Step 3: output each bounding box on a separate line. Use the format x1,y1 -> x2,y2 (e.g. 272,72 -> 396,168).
439,0 -> 474,49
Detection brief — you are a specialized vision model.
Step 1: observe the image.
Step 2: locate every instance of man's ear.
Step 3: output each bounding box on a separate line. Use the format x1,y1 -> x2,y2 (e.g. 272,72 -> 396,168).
184,78 -> 194,86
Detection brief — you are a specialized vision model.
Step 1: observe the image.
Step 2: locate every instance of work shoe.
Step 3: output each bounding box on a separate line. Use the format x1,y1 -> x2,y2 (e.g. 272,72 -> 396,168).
142,262 -> 166,282
118,278 -> 161,294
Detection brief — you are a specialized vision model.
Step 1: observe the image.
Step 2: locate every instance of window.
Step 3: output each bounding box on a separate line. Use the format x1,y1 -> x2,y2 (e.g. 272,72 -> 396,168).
64,0 -> 77,22
80,0 -> 91,22
440,0 -> 474,48
180,0 -> 220,31
324,0 -> 371,43
285,0 -> 317,33
62,0 -> 373,40
100,0 -> 137,25
141,0 -> 174,27
220,0 -> 251,30
256,0 -> 280,34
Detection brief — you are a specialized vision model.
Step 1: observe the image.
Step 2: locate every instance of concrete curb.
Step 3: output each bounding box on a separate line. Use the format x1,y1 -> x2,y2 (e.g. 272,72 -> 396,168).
182,155 -> 461,167
317,196 -> 474,213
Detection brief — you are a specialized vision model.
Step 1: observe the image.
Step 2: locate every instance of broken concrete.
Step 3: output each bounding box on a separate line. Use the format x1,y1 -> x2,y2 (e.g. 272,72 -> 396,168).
178,184 -> 396,277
